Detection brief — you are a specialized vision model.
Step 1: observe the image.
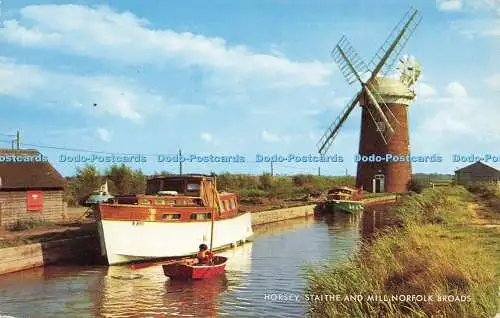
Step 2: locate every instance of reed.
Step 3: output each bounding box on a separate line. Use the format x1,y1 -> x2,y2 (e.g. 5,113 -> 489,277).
304,186 -> 498,317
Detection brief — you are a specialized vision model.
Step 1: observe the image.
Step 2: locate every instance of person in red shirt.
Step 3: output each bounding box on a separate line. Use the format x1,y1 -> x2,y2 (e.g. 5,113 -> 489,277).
196,244 -> 213,265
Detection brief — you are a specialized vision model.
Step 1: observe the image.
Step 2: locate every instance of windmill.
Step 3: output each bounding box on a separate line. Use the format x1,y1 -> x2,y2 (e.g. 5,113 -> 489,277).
317,7 -> 422,193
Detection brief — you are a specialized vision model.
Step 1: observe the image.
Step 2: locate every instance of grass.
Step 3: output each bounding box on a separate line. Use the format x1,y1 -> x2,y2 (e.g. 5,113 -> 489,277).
304,186 -> 499,317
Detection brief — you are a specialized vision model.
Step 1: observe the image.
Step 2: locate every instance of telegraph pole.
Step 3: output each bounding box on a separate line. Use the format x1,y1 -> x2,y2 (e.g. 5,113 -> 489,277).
270,161 -> 274,176
345,168 -> 348,176
179,149 -> 183,175
318,167 -> 321,176
16,130 -> 20,150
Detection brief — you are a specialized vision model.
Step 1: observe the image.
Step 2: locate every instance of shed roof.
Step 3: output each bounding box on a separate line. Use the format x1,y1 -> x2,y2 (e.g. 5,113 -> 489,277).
0,149 -> 65,190
454,161 -> 500,174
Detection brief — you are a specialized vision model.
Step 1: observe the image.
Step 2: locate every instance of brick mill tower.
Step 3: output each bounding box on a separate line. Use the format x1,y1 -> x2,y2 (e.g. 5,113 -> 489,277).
357,77 -> 415,192
317,7 -> 422,193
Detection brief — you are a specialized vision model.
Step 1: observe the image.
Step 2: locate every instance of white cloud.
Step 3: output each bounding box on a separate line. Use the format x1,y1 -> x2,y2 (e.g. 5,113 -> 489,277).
412,90 -> 500,157
437,0 -> 463,11
452,19 -> 500,37
438,0 -> 500,11
446,81 -> 468,98
0,57 -> 167,121
261,131 -> 281,142
449,1 -> 500,37
200,132 -> 213,143
0,4 -> 333,88
485,73 -> 500,91
96,128 -> 111,142
416,82 -> 437,98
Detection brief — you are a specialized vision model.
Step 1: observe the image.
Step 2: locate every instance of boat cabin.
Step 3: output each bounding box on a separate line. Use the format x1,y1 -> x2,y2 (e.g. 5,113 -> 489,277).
327,187 -> 360,201
99,175 -> 240,222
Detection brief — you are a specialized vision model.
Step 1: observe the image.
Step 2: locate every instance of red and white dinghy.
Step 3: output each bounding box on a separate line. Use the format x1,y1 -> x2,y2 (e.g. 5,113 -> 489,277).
162,256 -> 228,280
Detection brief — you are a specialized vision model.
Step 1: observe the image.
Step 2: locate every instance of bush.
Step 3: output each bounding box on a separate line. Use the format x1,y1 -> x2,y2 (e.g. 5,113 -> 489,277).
468,183 -> 499,199
407,179 -> 425,194
237,188 -> 266,197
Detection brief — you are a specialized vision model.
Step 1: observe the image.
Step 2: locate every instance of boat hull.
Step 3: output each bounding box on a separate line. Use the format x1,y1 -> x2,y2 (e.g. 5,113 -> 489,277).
324,200 -> 364,214
98,212 -> 253,265
162,256 -> 227,280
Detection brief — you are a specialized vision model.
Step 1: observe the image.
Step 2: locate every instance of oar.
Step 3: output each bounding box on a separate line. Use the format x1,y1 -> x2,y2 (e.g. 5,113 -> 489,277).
129,257 -> 192,270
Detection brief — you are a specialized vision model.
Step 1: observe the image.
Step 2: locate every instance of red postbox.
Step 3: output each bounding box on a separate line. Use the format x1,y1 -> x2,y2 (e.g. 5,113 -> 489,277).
27,191 -> 43,211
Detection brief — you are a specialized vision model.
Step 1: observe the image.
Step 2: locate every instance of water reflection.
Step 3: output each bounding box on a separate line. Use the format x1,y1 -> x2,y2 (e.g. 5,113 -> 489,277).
0,265 -> 103,317
97,243 -> 253,317
361,203 -> 395,242
252,215 -> 316,237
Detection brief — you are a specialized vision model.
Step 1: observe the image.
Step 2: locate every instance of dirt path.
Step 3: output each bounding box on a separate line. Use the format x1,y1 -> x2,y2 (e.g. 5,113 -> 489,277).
467,201 -> 500,232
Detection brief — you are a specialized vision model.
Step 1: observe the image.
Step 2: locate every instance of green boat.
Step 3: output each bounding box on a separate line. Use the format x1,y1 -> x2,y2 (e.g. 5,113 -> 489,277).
323,187 -> 364,214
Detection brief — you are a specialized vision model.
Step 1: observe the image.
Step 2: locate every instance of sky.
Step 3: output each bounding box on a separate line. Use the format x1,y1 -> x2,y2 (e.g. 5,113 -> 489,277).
0,0 -> 499,176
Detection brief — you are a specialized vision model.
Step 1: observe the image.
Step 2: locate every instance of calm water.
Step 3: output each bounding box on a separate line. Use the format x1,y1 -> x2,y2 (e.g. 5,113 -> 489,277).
0,206 -> 392,318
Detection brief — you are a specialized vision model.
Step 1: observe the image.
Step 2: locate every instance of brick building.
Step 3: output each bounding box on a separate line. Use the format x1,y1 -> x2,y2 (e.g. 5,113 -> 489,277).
454,161 -> 500,187
0,149 -> 66,226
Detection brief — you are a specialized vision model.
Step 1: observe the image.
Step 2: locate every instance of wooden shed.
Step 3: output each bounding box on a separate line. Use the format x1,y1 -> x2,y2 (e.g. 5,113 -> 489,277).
454,161 -> 500,187
0,149 -> 66,226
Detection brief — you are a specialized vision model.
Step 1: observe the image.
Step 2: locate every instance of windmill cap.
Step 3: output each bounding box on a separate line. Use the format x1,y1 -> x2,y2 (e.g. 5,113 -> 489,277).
367,76 -> 415,103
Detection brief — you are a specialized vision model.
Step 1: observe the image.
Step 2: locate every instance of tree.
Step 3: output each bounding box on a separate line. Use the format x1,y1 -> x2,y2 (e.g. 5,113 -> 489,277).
65,165 -> 103,206
105,164 -> 146,195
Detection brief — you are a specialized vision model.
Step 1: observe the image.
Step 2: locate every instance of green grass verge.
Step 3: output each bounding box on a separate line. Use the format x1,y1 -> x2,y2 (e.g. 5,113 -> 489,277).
304,186 -> 499,317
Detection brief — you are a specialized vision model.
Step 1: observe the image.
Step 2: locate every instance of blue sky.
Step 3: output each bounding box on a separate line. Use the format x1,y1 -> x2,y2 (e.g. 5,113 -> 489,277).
0,0 -> 499,176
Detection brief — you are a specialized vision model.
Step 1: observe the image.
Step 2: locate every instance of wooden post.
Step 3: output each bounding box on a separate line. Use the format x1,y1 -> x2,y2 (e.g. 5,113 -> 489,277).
209,176 -> 216,253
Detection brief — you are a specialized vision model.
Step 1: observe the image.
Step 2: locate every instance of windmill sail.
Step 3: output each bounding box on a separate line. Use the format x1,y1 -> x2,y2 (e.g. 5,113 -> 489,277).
368,7 -> 422,79
366,80 -> 400,126
331,36 -> 370,85
317,92 -> 361,155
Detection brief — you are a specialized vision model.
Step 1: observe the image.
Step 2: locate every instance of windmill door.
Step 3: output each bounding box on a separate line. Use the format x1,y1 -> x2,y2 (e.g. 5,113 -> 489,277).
373,174 -> 385,193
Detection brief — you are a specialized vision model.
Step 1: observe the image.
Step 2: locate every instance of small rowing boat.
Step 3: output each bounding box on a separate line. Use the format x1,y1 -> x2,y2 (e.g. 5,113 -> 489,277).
162,256 -> 228,280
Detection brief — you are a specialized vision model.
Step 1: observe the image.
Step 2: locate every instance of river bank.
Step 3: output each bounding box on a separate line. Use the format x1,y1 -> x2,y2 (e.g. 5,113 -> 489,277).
305,186 -> 500,317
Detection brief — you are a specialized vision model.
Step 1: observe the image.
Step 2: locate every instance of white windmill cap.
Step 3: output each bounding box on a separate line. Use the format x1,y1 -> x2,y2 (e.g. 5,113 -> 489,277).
368,77 -> 415,103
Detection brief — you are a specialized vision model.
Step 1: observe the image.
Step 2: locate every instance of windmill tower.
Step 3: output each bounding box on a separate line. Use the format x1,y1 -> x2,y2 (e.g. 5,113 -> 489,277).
317,7 -> 422,193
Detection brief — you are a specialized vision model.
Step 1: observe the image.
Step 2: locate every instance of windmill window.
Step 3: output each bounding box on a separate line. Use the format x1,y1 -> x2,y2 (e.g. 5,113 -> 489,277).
376,122 -> 385,132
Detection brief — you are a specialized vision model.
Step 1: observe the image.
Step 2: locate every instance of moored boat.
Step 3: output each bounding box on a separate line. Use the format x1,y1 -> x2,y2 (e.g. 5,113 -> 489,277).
97,175 -> 253,265
162,256 -> 228,280
323,186 -> 364,214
